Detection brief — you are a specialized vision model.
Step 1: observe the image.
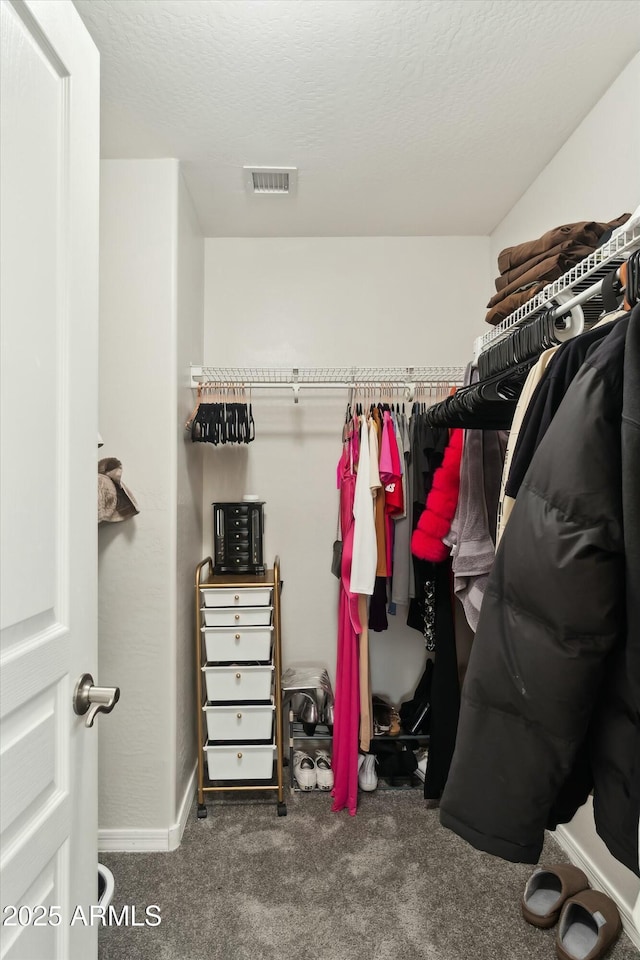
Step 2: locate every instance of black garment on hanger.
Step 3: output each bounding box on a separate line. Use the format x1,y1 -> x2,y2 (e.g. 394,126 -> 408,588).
439,310 -> 640,873
407,422 -> 448,639
410,418 -> 448,506
483,429 -> 509,546
505,317 -> 629,501
368,576 -> 389,632
423,560 -> 459,801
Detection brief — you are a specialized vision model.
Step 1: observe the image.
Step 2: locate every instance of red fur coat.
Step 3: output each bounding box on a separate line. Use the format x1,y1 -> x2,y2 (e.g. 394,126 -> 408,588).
411,428 -> 464,562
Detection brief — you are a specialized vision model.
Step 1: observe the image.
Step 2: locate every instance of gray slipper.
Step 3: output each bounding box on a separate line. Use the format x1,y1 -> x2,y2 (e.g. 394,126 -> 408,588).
522,864 -> 590,929
556,889 -> 622,960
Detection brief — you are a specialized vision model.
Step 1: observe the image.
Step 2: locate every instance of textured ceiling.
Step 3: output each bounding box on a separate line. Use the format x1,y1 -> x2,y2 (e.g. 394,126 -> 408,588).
74,0 -> 640,237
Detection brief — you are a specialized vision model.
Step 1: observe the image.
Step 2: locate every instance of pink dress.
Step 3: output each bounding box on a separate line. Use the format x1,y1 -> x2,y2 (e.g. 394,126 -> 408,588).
331,422 -> 362,815
380,411 -> 403,573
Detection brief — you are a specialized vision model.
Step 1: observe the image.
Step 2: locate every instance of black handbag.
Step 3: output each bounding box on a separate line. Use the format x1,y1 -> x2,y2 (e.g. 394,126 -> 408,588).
331,539 -> 343,579
331,512 -> 342,579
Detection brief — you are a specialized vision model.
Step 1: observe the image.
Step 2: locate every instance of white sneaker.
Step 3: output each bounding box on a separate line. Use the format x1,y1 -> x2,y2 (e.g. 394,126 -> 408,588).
293,750 -> 316,790
415,748 -> 428,783
315,750 -> 334,791
358,753 -> 378,792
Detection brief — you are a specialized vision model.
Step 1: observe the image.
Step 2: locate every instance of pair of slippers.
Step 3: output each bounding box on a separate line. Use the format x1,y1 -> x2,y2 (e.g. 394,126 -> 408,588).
522,864 -> 622,960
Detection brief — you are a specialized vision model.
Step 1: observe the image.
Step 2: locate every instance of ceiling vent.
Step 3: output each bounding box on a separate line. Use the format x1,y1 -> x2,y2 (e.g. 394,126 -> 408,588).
243,166 -> 298,196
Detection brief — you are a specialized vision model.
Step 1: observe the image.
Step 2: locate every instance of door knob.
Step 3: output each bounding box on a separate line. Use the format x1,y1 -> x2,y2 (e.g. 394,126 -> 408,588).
73,673 -> 120,728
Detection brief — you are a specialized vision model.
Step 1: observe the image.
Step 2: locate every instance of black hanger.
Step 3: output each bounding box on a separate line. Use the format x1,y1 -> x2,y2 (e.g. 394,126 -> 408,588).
248,402 -> 255,442
425,361 -> 533,429
626,250 -> 640,307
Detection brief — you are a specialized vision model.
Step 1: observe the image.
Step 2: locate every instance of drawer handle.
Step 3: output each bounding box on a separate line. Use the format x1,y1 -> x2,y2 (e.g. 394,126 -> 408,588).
234,594 -> 240,600
234,614 -> 240,621
237,712 -> 242,719
235,633 -> 241,640
237,752 -> 243,759
235,672 -> 242,680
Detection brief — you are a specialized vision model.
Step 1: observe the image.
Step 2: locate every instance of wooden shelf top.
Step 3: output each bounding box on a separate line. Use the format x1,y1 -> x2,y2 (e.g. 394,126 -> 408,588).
199,569 -> 276,588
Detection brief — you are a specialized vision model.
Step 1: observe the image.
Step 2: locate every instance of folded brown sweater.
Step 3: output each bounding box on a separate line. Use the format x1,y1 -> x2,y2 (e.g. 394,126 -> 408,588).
485,283 -> 547,327
487,248 -> 595,310
495,241 -> 597,293
496,213 -> 630,274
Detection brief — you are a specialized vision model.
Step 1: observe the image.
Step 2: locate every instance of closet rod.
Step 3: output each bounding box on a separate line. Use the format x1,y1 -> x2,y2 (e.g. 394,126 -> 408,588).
474,220 -> 640,360
189,365 -> 466,402
550,270 -> 622,320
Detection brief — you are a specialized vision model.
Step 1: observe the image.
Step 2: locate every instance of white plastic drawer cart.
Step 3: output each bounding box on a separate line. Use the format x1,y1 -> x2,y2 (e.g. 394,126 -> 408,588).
194,556 -> 286,817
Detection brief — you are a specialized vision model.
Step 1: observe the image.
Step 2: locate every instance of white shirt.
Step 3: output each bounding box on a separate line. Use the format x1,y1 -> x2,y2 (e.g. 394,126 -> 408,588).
368,418 -> 381,497
350,417 -> 378,595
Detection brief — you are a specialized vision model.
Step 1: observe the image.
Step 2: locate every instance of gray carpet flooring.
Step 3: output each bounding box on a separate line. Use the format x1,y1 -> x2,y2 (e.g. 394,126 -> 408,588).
99,791 -> 638,960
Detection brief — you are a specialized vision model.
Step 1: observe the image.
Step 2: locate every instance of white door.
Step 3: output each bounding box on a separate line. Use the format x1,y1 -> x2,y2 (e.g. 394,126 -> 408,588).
0,1 -> 101,958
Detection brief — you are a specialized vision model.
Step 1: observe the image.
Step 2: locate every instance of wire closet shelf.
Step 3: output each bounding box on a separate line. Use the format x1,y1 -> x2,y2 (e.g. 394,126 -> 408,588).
474,220 -> 640,360
189,365 -> 466,402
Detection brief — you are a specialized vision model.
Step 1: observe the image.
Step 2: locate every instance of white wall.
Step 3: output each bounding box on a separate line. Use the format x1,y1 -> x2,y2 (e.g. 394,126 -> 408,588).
557,802 -> 640,943
175,174 -> 204,819
98,160 -> 203,847
99,160 -> 178,833
488,55 -> 640,941
202,236 -> 489,702
490,52 -> 640,266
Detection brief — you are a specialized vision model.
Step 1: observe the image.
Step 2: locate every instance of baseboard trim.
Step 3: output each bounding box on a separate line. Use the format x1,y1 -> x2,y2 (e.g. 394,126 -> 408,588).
98,764 -> 197,854
553,825 -> 640,950
98,828 -> 171,853
168,764 -> 197,852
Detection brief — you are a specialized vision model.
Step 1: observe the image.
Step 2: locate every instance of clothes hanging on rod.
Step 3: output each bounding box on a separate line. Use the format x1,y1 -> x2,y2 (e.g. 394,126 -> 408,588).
406,410 -> 449,654
492,346 -> 558,544
419,559 -> 459,801
408,420 -> 494,799
332,384 -> 498,810
408,372 -> 507,793
439,301 -> 640,878
390,410 -> 413,607
497,307 -> 628,542
446,410 -> 507,632
331,426 -> 361,816
411,429 -> 463,564
332,384 -> 466,813
406,417 -> 460,800
338,402 -> 413,603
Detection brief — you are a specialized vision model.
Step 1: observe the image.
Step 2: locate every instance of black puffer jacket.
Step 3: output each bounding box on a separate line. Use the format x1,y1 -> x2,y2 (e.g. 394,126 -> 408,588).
440,306 -> 640,877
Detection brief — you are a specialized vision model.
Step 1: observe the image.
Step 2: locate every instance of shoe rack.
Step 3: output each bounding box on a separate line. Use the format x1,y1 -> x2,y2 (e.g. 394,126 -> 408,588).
288,713 -> 334,792
288,711 -> 430,792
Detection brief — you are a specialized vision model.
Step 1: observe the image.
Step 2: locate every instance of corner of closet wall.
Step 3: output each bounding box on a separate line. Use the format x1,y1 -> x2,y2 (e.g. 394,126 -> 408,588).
200,235 -> 489,703
487,51 -> 640,934
489,51 -> 640,264
174,169 -> 205,837
98,159 -> 204,850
